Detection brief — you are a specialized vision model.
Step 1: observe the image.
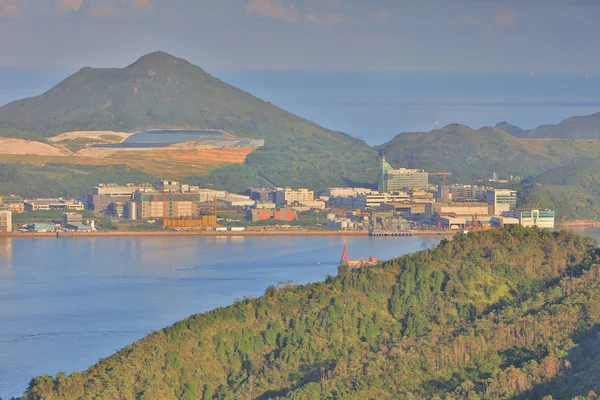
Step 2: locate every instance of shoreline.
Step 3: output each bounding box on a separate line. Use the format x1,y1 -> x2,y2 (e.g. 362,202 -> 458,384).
558,220 -> 600,228
0,229 -> 455,238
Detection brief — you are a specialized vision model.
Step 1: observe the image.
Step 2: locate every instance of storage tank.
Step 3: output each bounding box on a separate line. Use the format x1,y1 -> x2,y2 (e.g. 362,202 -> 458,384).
127,202 -> 137,220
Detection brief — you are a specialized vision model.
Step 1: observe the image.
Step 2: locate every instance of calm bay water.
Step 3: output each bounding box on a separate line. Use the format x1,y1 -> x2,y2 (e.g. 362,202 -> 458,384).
0,234 -> 442,398
1,231 -> 599,397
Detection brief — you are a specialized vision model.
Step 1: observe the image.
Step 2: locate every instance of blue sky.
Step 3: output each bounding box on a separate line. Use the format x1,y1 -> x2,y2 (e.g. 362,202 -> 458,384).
0,0 -> 598,71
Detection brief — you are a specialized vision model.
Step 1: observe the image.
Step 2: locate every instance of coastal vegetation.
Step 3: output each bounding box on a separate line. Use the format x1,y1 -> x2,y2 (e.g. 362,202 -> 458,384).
21,227 -> 600,399
0,163 -> 154,198
518,164 -> 600,221
500,112 -> 600,139
377,124 -> 600,183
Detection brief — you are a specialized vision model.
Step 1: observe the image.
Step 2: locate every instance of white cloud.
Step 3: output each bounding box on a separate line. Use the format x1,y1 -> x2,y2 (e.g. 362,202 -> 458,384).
133,0 -> 153,12
493,9 -> 517,28
87,0 -> 154,19
57,0 -> 84,13
306,12 -> 319,24
304,11 -> 362,25
0,0 -> 20,18
375,7 -> 389,23
245,0 -> 298,22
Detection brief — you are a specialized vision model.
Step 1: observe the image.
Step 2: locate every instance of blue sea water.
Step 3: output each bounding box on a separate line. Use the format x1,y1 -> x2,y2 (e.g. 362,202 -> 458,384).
1,68 -> 600,145
0,235 -> 442,398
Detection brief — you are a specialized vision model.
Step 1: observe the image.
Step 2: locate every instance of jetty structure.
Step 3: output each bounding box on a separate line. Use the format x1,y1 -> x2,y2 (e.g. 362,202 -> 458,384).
340,244 -> 377,267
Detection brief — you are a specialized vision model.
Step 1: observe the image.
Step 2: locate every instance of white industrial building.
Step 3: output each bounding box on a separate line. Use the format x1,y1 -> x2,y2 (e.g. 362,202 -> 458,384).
502,209 -> 555,229
486,189 -> 517,215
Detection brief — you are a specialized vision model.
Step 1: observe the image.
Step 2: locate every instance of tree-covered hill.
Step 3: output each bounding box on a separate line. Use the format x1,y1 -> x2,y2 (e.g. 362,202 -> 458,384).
21,228 -> 600,399
0,163 -> 155,198
496,112 -> 600,139
377,124 -> 600,182
518,164 -> 600,221
0,52 -> 378,190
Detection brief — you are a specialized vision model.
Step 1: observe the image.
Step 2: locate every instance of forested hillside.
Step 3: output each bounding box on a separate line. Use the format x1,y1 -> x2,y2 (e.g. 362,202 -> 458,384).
0,52 -> 377,191
516,112 -> 600,139
519,164 -> 600,221
377,124 -> 600,182
0,163 -> 154,198
22,228 -> 600,399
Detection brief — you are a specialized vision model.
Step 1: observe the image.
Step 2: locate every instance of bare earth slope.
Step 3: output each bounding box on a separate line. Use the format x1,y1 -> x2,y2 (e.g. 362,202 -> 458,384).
0,138 -> 72,156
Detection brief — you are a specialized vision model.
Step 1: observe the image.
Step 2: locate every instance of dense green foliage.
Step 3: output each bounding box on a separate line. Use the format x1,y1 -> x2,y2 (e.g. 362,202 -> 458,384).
21,228 -> 600,399
518,164 -> 600,221
377,124 -> 600,182
0,163 -> 154,198
13,210 -> 94,224
0,128 -> 47,142
503,112 -> 600,139
0,52 -> 378,191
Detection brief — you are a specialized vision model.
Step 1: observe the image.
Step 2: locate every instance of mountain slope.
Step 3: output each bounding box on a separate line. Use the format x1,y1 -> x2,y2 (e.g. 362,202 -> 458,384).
0,163 -> 155,198
496,112 -> 600,139
518,163 -> 600,221
0,52 -> 378,190
378,124 -> 600,181
21,228 -> 600,399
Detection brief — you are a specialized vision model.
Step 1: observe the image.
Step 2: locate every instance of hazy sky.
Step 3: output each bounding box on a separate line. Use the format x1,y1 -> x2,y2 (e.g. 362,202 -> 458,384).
0,0 -> 598,71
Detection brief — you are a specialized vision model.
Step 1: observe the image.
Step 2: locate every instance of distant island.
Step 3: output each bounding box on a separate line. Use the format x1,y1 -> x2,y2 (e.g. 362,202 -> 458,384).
0,51 -> 599,221
21,227 -> 600,399
0,51 -> 378,193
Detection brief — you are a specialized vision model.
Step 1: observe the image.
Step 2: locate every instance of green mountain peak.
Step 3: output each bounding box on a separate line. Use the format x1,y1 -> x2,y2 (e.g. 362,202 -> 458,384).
0,52 -> 377,190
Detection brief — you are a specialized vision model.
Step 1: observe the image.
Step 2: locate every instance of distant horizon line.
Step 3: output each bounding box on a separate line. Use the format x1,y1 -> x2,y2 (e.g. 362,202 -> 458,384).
0,66 -> 598,76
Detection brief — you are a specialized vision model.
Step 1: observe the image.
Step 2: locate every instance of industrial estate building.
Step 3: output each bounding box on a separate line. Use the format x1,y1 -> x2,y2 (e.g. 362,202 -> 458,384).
486,189 -> 518,215
0,209 -> 12,232
248,208 -> 297,222
24,199 -> 84,212
62,212 -> 94,231
446,184 -> 491,203
0,153 -> 553,233
325,187 -> 373,197
275,188 -> 315,205
88,183 -> 153,211
1,195 -> 25,213
355,192 -> 411,210
503,209 -> 556,228
247,188 -> 277,203
378,157 -> 429,192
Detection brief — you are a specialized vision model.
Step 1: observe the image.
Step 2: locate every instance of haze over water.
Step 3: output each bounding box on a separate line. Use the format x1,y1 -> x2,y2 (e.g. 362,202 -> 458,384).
1,69 -> 600,145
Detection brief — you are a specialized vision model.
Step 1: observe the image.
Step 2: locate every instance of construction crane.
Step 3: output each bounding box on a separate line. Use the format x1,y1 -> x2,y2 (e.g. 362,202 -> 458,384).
430,171 -> 452,186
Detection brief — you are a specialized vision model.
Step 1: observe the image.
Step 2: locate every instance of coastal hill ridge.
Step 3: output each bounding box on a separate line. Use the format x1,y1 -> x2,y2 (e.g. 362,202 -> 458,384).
21,227 -> 600,399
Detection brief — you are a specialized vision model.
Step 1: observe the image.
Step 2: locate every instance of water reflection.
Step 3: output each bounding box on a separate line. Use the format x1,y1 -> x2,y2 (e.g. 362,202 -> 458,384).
0,238 -> 13,277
